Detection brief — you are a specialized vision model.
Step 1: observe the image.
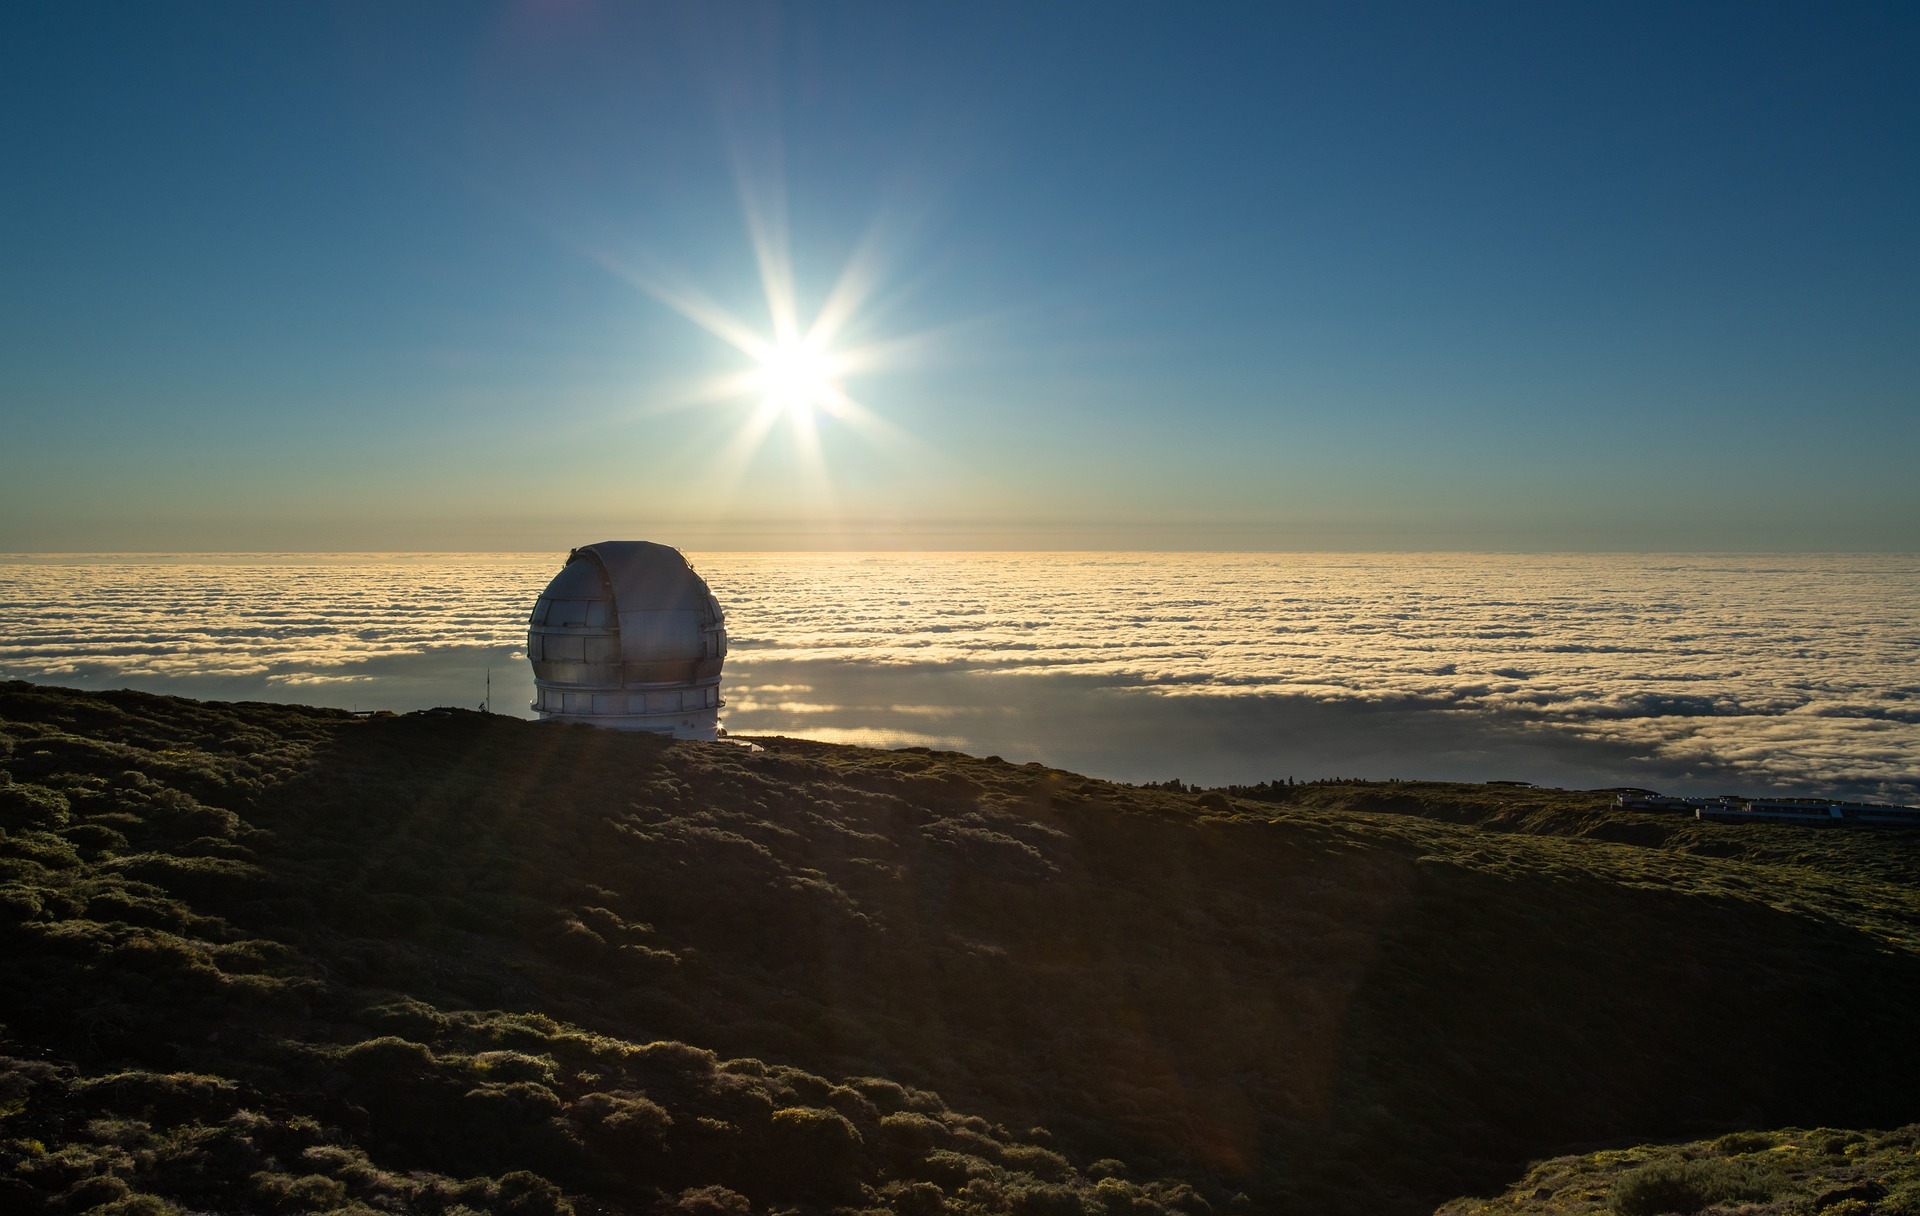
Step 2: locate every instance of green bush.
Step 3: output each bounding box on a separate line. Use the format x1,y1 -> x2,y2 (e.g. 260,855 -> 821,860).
1012,1183 -> 1091,1216
73,1071 -> 238,1123
60,1174 -> 134,1209
492,1170 -> 573,1216
336,1037 -> 436,1077
765,1104 -> 864,1196
92,1195 -> 179,1216
1880,1181 -> 1920,1216
667,1185 -> 752,1216
0,783 -> 70,830
918,1151 -> 997,1188
1611,1157 -> 1780,1216
472,1051 -> 558,1085
570,1090 -> 671,1150
887,1180 -> 948,1216
463,1081 -> 564,1123
251,1171 -> 349,1212
878,1112 -> 949,1167
1093,1177 -> 1154,1216
1001,1143 -> 1073,1182
1710,1130 -> 1774,1155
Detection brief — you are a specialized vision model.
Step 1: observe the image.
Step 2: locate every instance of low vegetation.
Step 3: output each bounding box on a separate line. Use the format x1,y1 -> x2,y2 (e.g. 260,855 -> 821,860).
1437,1125 -> 1920,1216
2,681 -> 1918,1215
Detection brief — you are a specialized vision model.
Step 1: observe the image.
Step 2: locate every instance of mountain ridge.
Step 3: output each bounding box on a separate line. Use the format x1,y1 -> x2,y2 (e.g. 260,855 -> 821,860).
3,681 -> 1918,1216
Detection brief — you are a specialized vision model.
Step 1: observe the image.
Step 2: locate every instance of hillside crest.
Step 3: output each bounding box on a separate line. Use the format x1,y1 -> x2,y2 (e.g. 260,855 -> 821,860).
3,681 -> 1919,1216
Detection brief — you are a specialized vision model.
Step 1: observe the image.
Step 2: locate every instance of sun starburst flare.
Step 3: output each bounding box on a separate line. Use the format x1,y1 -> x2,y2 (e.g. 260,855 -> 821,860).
595,182 -> 934,516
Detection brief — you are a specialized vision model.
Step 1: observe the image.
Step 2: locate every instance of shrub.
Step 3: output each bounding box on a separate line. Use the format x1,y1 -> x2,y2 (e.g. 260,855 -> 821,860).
769,1105 -> 862,1166
848,1077 -> 911,1111
1000,1143 -> 1072,1182
771,1105 -> 861,1145
1611,1157 -> 1780,1216
570,1091 -> 671,1149
336,1037 -> 436,1077
886,1181 -> 947,1216
727,1105 -> 868,1201
1139,1182 -> 1209,1215
1011,1183 -> 1089,1216
826,1084 -> 880,1124
668,1185 -> 752,1216
94,1195 -> 179,1216
4,831 -> 81,869
463,1081 -> 564,1122
637,1041 -> 717,1075
60,1174 -> 134,1209
877,1112 -> 948,1167
917,1151 -> 996,1188
1881,1181 -> 1920,1216
1710,1131 -> 1774,1155
1093,1178 -> 1153,1216
251,1171 -> 350,1212
473,1051 -> 558,1085
0,784 -> 70,830
73,1071 -> 239,1123
62,823 -> 127,854
1818,1132 -> 1867,1155
493,1170 -> 573,1216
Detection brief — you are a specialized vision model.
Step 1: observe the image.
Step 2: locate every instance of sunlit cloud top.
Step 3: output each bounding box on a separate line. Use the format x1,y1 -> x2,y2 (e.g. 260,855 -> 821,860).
4,553 -> 1918,799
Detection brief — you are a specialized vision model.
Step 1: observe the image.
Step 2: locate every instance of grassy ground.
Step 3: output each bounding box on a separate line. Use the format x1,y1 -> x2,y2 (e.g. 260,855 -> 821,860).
1437,1125 -> 1920,1216
2,681 -> 1918,1215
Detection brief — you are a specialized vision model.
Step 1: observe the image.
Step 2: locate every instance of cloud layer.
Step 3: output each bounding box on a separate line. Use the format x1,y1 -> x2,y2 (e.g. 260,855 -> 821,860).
3,552 -> 1915,798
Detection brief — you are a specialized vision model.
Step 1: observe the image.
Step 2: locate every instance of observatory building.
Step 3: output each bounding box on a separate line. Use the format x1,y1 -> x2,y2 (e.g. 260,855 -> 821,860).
526,541 -> 727,739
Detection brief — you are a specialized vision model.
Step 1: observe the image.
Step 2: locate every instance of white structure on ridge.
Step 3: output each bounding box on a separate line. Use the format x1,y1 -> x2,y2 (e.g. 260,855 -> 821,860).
526,541 -> 727,738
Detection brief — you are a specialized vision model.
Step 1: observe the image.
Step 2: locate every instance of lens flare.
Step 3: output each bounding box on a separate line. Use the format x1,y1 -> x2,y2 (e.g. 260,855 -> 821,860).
590,172 -> 949,526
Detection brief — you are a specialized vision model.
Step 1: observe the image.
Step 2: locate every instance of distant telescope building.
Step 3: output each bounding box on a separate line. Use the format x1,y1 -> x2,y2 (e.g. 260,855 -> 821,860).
526,541 -> 728,739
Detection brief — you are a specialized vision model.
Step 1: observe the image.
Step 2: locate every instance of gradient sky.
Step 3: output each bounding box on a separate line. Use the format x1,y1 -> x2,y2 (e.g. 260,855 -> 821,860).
3,2 -> 1916,551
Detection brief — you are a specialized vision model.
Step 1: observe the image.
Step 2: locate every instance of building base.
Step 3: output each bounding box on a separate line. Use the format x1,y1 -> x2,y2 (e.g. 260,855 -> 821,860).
532,705 -> 721,740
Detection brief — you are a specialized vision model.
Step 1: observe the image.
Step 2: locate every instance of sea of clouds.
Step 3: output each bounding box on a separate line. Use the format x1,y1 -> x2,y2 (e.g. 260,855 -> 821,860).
3,552 -> 1916,799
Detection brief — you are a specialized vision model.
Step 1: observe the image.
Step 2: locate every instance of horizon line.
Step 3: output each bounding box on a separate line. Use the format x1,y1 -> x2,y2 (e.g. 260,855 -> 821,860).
5,547 -> 1918,559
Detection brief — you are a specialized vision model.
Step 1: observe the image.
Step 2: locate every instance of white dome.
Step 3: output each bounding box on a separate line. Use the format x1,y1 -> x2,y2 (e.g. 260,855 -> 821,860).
526,541 -> 727,738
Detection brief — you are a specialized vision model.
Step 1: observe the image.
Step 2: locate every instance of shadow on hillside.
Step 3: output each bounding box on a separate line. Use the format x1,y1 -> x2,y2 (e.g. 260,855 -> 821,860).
248,711 -> 1920,1216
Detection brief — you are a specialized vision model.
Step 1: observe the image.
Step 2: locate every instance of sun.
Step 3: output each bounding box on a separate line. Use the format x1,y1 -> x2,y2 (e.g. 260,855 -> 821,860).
600,181 -> 931,494
753,337 -> 842,418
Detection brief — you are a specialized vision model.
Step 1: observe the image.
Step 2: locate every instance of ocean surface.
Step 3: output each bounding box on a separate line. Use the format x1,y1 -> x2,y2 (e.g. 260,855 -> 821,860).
3,552 -> 1917,800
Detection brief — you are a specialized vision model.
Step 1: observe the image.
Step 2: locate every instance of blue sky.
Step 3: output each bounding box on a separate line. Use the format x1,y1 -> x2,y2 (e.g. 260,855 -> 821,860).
2,2 -> 1916,550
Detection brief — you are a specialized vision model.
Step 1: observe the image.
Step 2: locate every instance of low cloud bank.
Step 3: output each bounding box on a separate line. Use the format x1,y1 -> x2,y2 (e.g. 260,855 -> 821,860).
3,553 -> 1915,799
723,660 -> 1916,801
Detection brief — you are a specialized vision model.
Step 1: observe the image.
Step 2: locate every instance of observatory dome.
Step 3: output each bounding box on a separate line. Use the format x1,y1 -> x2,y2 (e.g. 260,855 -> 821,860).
526,541 -> 727,739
